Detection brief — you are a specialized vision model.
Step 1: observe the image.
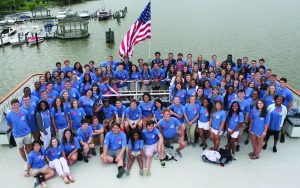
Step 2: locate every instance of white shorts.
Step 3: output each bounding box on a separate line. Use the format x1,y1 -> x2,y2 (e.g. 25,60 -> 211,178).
131,151 -> 141,157
198,121 -> 210,130
145,143 -> 158,156
15,133 -> 32,148
211,128 -> 223,136
228,128 -> 239,139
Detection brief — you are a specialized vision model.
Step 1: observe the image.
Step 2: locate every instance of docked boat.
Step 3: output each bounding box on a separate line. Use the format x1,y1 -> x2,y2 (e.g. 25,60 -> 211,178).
42,20 -> 57,39
56,11 -> 68,20
97,9 -> 112,20
97,0 -> 112,20
0,27 -> 17,37
79,11 -> 91,19
0,35 -> 10,46
28,36 -> 44,45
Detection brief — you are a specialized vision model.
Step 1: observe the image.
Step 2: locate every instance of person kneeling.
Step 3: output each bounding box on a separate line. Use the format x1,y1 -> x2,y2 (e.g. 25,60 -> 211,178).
101,123 -> 127,178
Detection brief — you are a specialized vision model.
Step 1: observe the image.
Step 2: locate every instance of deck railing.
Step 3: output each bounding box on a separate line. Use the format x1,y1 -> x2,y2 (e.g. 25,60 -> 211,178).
0,73 -> 299,136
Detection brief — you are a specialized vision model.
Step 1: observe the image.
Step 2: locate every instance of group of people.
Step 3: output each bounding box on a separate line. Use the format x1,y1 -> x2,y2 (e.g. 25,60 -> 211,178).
5,52 -> 293,187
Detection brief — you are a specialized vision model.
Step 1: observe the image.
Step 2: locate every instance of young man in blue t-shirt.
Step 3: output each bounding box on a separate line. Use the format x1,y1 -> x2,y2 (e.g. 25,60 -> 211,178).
6,98 -> 32,169
101,123 -> 127,178
77,119 -> 95,163
158,109 -> 185,158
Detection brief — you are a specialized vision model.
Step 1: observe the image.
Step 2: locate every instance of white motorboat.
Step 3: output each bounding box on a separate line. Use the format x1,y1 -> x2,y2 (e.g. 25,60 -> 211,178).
0,27 -> 17,37
97,10 -> 112,20
56,11 -> 68,20
0,35 -> 10,46
79,11 -> 90,19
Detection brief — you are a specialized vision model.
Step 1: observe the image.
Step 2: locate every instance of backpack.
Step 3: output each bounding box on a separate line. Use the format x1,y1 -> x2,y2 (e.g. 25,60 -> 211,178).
202,148 -> 233,167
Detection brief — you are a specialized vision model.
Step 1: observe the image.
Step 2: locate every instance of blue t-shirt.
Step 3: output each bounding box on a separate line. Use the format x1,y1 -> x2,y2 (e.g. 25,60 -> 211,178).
79,96 -> 95,116
142,128 -> 160,145
172,89 -> 187,105
47,90 -> 59,99
6,109 -> 31,138
104,131 -> 127,150
168,104 -> 185,122
46,146 -> 63,161
60,137 -> 80,156
40,110 -> 51,129
264,94 -> 275,107
184,103 -> 200,122
27,148 -> 46,169
204,88 -> 213,97
21,104 -> 37,132
199,106 -> 210,123
114,70 -> 129,88
153,108 -> 164,121
250,108 -> 270,136
80,82 -> 93,95
50,108 -> 68,129
269,107 -> 284,131
158,117 -> 181,139
98,82 -> 110,96
234,99 -> 250,117
125,107 -> 142,120
276,87 -> 293,108
77,126 -> 93,143
101,105 -> 115,119
128,139 -> 144,152
224,93 -> 238,111
228,112 -> 244,131
90,123 -> 103,138
69,108 -> 86,130
187,87 -> 197,97
60,88 -> 80,100
130,72 -> 141,80
150,68 -> 164,79
71,80 -> 81,91
114,105 -> 126,118
139,101 -> 154,118
211,110 -> 227,130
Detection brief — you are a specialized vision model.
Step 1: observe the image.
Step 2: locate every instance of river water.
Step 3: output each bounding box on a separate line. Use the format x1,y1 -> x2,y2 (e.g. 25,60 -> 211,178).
0,0 -> 300,99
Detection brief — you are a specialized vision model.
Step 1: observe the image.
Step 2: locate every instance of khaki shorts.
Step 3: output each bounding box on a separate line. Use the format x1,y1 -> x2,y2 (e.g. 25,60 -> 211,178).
30,165 -> 48,176
15,133 -> 32,148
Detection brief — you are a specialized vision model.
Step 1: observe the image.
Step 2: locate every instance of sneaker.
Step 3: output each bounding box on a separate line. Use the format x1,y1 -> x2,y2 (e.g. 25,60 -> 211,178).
91,148 -> 97,156
273,146 -> 277,153
33,178 -> 39,188
84,156 -> 89,163
99,147 -> 103,154
202,144 -> 207,151
244,139 -> 249,145
280,134 -> 285,143
139,169 -> 144,176
125,169 -> 130,176
199,142 -> 205,147
176,150 -> 183,158
160,160 -> 166,168
262,144 -> 267,150
117,167 -> 125,178
236,145 -> 240,152
231,154 -> 236,160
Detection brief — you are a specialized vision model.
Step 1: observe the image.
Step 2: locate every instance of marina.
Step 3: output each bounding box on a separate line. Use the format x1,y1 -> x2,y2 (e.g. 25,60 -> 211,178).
1,0 -> 300,187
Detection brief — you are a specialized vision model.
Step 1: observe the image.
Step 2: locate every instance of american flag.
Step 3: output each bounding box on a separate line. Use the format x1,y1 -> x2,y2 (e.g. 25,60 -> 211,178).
119,2 -> 151,58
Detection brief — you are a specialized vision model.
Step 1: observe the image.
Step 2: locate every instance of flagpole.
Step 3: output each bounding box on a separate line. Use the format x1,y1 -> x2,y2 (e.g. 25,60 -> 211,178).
148,39 -> 151,63
148,0 -> 151,63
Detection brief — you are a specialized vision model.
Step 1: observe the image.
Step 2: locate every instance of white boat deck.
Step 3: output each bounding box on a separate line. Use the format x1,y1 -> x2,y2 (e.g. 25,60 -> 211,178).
1,135 -> 299,188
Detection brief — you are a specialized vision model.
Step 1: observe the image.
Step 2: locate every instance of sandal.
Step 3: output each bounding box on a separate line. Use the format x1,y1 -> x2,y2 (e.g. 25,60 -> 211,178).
248,152 -> 255,157
250,155 -> 260,160
67,175 -> 75,183
63,176 -> 70,184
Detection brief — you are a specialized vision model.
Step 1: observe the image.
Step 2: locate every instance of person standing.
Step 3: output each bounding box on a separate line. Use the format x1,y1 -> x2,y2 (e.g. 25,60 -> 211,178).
6,99 -> 32,170
263,95 -> 287,152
